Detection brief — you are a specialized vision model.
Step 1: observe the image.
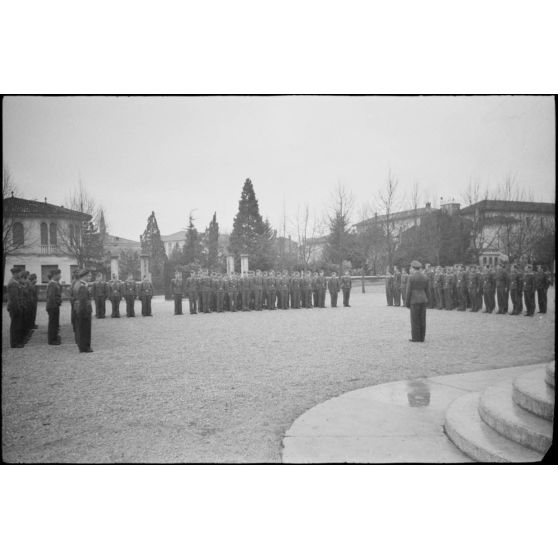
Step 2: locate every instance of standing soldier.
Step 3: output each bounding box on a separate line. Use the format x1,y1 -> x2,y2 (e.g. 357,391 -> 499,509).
199,270 -> 211,313
425,264 -> 436,309
494,263 -> 508,314
456,265 -> 467,311
290,271 -> 301,309
108,273 -> 122,318
124,273 -> 137,317
482,265 -> 495,313
405,261 -> 428,342
7,267 -> 24,348
215,272 -> 226,312
92,272 -> 108,319
328,271 -> 340,308
385,267 -> 394,306
300,270 -> 312,309
186,271 -> 199,314
171,271 -> 184,315
278,271 -> 289,309
266,270 -> 277,310
467,265 -> 479,312
341,270 -> 352,307
311,271 -> 319,308
261,271 -> 269,309
28,273 -> 39,330
502,263 -> 511,314
401,267 -> 409,304
227,272 -> 239,312
240,270 -> 250,311
434,266 -> 444,310
523,264 -> 536,316
46,268 -> 62,345
253,269 -> 264,311
534,265 -> 547,314
316,270 -> 327,308
20,272 -> 31,340
139,275 -> 153,316
393,266 -> 402,307
74,269 -> 93,353
509,263 -> 522,315
443,267 -> 453,310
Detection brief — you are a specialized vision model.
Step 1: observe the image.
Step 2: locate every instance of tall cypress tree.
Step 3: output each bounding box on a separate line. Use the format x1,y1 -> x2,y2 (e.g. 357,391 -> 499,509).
205,212 -> 220,270
183,212 -> 202,265
140,211 -> 168,289
229,178 -> 273,269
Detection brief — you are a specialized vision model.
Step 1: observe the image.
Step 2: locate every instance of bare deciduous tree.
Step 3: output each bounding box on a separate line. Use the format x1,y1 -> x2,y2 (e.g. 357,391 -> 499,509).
293,203 -> 323,270
375,171 -> 400,267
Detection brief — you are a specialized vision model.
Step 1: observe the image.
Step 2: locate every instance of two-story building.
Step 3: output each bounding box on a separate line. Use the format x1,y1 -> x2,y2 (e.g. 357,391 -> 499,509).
3,195 -> 92,285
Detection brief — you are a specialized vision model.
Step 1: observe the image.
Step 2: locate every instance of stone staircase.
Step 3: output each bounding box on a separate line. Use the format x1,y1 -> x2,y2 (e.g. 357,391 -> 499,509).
444,362 -> 555,462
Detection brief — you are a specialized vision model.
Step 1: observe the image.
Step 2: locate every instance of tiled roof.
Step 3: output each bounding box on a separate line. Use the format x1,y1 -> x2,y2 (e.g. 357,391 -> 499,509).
3,195 -> 92,220
354,206 -> 435,228
105,234 -> 141,251
460,199 -> 555,215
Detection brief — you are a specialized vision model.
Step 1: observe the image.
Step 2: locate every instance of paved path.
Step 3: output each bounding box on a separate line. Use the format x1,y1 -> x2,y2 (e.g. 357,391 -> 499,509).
281,364 -> 545,463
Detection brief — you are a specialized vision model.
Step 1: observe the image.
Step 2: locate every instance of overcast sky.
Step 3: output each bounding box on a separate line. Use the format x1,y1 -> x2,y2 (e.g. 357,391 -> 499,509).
3,95 -> 555,240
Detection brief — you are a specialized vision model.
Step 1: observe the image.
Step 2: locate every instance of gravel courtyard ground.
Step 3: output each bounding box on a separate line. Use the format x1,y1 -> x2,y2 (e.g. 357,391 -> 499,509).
2,285 -> 555,463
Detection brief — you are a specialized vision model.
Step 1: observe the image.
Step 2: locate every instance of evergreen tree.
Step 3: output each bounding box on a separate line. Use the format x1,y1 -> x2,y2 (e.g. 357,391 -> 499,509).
229,178 -> 273,269
140,211 -> 168,291
119,248 -> 140,279
324,188 -> 353,274
205,212 -> 220,270
183,212 -> 203,265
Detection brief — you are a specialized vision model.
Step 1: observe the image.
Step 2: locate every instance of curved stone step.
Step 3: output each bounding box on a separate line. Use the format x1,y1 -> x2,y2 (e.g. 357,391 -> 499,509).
546,361 -> 555,388
444,393 -> 543,463
479,382 -> 553,453
513,369 -> 555,420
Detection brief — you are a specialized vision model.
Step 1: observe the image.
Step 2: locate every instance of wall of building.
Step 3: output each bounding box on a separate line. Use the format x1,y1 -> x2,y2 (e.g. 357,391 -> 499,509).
5,253 -> 79,285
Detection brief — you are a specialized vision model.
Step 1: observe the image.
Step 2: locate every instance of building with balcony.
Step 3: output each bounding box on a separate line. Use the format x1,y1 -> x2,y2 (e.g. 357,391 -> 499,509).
3,195 -> 92,285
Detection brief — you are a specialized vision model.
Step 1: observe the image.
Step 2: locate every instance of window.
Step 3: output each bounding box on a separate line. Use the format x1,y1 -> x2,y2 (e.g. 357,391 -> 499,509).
488,256 -> 493,265
41,265 -> 59,284
482,256 -> 487,264
40,222 -> 48,245
49,222 -> 57,245
12,264 -> 25,273
12,222 -> 24,246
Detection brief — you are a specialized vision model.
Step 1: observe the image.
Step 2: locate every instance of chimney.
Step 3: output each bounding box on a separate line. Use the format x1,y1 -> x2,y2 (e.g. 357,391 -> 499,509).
44,197 -> 47,204
426,202 -> 431,210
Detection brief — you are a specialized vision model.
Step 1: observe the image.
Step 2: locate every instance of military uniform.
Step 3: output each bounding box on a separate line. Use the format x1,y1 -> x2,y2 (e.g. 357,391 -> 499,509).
340,273 -> 352,307
290,274 -> 301,308
301,273 -> 312,308
46,274 -> 62,344
401,270 -> 409,304
494,267 -> 508,314
522,267 -> 535,316
29,275 -> 39,329
227,274 -> 239,311
278,273 -> 290,309
535,267 -> 549,313
434,269 -> 444,309
215,274 -> 226,312
109,277 -> 122,318
456,268 -> 467,311
426,267 -> 436,309
328,274 -> 340,307
393,268 -> 402,307
124,278 -> 137,317
443,270 -> 453,310
74,272 -> 93,353
92,277 -> 108,318
406,262 -> 428,342
186,274 -> 198,314
7,271 -> 24,348
253,272 -> 264,310
265,273 -> 277,310
482,268 -> 495,313
171,275 -> 184,315
139,278 -> 153,316
385,270 -> 394,306
316,273 -> 327,308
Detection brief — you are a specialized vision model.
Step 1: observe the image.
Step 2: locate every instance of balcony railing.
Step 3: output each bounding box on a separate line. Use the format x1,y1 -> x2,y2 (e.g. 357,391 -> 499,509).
40,244 -> 59,255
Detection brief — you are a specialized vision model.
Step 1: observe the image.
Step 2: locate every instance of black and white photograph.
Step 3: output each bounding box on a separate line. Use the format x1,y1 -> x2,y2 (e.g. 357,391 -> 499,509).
2,95 -> 555,464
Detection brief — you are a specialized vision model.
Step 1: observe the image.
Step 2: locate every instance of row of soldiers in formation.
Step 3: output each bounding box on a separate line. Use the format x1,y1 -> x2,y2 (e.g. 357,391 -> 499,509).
170,269 -> 353,314
384,262 -> 552,315
6,268 -> 39,348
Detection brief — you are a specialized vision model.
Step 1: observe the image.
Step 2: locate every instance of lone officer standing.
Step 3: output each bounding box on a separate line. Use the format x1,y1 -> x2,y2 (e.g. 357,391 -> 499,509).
405,260 -> 428,342
340,270 -> 352,307
75,269 -> 93,353
108,273 -> 122,318
46,268 -> 62,345
171,270 -> 184,315
139,275 -> 153,316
